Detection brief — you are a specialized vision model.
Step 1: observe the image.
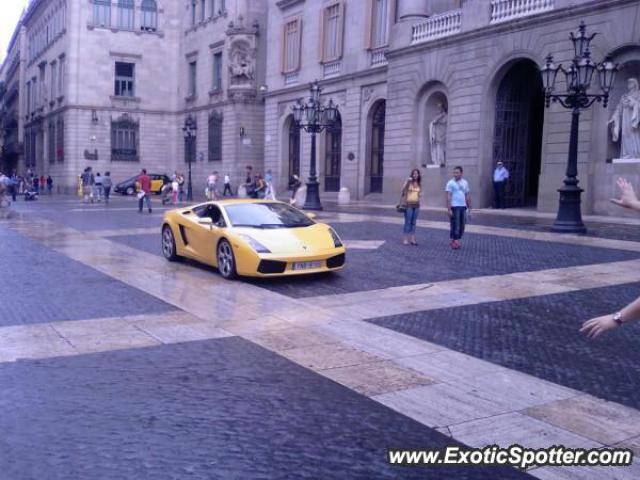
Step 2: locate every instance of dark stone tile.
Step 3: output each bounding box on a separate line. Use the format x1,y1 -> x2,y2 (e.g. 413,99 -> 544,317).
368,283 -> 640,409
0,226 -> 175,326
0,337 -> 531,480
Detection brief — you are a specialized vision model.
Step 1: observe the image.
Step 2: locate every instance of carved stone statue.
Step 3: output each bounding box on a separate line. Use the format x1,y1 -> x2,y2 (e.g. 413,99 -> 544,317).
609,77 -> 640,159
228,42 -> 255,84
429,103 -> 447,165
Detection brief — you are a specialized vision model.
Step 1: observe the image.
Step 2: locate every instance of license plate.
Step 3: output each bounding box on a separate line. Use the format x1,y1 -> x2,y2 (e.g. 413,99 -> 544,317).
292,261 -> 322,271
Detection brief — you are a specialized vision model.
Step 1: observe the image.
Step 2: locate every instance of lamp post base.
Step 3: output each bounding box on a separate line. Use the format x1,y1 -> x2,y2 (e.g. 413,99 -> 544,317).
303,180 -> 323,211
552,184 -> 586,234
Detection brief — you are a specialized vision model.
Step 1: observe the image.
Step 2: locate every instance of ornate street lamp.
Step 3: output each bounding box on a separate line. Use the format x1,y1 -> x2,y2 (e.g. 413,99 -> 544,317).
291,80 -> 339,210
540,22 -> 618,233
182,115 -> 197,202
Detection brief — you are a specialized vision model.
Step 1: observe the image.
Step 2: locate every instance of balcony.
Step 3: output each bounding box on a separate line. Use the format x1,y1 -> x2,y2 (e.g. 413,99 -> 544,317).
284,71 -> 299,86
370,47 -> 388,67
490,0 -> 554,23
411,9 -> 462,45
322,59 -> 342,79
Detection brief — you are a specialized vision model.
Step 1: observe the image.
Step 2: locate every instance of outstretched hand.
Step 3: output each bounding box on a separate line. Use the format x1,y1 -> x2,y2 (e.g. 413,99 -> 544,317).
610,177 -> 640,210
580,315 -> 618,340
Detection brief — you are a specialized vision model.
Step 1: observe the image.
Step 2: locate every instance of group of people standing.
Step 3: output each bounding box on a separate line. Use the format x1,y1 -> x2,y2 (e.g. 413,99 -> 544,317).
399,166 -> 471,249
79,167 -> 112,204
1,170 -> 53,201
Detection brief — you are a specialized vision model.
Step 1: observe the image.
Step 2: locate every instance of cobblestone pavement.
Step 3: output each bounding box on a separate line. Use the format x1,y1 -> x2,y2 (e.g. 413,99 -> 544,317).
0,337 -> 531,480
3,195 -> 640,479
368,283 -> 640,409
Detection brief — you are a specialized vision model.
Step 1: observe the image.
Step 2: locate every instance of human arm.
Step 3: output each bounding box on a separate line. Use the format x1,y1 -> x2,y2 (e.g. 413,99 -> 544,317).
581,294 -> 640,339
445,190 -> 452,217
610,177 -> 640,211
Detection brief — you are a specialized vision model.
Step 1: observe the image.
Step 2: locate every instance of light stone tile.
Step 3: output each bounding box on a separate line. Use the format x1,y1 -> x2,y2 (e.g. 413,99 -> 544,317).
613,435 -> 640,457
52,320 -> 161,354
396,350 -> 507,385
135,321 -> 232,344
524,395 -> 640,445
0,324 -> 77,362
457,370 -> 579,411
448,413 -> 602,449
321,361 -> 435,396
280,343 -> 381,371
531,462 -> 640,480
244,327 -> 338,352
217,315 -> 294,335
374,384 -> 508,428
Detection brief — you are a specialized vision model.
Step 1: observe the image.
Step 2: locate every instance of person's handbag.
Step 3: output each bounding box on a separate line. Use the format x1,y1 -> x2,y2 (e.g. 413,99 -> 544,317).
137,191 -> 145,200
396,185 -> 408,213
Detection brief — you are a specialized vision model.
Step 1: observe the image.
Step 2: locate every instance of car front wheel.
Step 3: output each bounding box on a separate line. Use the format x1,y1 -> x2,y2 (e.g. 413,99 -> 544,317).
126,186 -> 135,195
162,225 -> 179,261
217,239 -> 237,280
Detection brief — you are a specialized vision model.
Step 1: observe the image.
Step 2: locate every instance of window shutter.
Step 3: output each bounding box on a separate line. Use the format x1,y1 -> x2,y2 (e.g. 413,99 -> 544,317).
364,0 -> 373,49
281,22 -> 286,73
295,19 -> 302,71
319,7 -> 326,62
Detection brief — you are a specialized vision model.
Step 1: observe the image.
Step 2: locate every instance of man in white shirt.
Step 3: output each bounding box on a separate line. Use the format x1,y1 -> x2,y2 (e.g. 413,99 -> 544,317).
492,161 -> 509,209
223,174 -> 232,196
445,166 -> 472,250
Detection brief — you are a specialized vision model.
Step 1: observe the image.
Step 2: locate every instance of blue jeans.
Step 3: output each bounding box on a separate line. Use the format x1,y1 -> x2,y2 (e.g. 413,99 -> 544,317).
403,206 -> 419,234
138,193 -> 152,212
450,206 -> 467,240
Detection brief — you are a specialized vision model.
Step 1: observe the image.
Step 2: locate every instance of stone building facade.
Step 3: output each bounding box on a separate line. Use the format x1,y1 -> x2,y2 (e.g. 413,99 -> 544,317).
2,0 -> 266,192
263,0 -> 640,216
2,0 -> 639,217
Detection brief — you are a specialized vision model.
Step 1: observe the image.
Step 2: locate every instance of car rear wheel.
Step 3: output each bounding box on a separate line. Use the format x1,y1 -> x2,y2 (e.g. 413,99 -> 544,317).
162,225 -> 179,261
126,186 -> 135,195
217,239 -> 237,280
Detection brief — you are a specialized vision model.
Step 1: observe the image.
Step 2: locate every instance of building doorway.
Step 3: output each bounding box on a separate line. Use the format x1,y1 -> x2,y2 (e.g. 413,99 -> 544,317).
324,112 -> 341,192
368,100 -> 385,193
492,59 -> 544,207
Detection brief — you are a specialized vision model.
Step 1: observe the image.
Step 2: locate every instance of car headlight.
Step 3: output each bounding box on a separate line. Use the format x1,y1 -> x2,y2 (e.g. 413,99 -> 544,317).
329,228 -> 343,248
238,234 -> 271,253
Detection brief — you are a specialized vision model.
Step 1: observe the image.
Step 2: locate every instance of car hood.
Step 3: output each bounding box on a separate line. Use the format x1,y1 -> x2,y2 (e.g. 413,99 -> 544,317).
232,223 -> 336,254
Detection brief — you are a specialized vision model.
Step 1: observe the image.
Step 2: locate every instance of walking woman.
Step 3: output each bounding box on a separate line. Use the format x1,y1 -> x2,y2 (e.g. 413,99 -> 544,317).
401,169 -> 422,246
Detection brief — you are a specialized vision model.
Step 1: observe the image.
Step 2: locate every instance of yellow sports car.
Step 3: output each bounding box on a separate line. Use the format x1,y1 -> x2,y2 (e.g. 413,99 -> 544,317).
161,199 -> 346,279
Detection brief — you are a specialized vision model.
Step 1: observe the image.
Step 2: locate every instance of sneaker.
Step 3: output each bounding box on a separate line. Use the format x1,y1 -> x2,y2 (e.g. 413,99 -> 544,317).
148,209 -> 152,214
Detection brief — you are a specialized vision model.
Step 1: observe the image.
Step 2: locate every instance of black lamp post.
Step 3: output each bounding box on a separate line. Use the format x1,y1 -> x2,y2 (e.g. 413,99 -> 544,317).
182,116 -> 197,202
292,80 -> 339,210
540,22 -> 618,233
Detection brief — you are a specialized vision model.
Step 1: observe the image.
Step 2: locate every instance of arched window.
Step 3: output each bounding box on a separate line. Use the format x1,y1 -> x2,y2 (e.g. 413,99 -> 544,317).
208,112 -> 223,162
141,0 -> 158,31
324,112 -> 341,192
117,0 -> 134,30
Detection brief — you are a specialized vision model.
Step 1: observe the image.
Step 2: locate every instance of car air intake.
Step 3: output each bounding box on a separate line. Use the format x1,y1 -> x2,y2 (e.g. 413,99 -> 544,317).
326,253 -> 345,269
258,260 -> 287,274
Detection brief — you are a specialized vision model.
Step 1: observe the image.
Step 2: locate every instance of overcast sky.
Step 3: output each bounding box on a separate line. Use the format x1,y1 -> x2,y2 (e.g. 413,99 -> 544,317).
0,0 -> 29,63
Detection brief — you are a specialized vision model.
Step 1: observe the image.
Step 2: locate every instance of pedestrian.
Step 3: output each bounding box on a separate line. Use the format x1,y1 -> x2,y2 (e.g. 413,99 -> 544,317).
137,168 -> 152,213
39,175 -> 45,193
289,174 -> 301,205
265,169 -> 276,200
94,172 -> 103,202
33,175 -> 40,194
581,178 -> 640,339
400,169 -> 422,246
171,177 -> 179,205
492,161 -> 509,209
9,172 -> 18,201
206,171 -> 219,200
103,171 -> 112,204
445,166 -> 472,250
80,167 -> 94,203
46,175 -> 53,195
255,175 -> 266,199
223,173 -> 233,196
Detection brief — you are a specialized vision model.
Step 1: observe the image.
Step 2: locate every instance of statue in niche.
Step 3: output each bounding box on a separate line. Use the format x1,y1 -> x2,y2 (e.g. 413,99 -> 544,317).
429,102 -> 447,165
228,42 -> 255,84
609,77 -> 640,159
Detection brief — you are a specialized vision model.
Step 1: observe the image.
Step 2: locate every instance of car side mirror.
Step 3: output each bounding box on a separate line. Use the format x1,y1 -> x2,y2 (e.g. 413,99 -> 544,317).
306,212 -> 317,220
198,218 -> 213,228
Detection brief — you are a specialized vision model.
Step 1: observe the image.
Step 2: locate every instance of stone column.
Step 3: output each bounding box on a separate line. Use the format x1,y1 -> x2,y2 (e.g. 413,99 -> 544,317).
396,0 -> 430,22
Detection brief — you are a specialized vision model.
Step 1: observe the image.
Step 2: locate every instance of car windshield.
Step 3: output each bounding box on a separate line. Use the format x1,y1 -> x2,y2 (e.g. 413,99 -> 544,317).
225,203 -> 314,228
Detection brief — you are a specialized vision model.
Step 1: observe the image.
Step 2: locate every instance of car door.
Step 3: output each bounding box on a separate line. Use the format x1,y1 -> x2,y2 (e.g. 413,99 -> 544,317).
151,175 -> 163,193
182,204 -> 224,266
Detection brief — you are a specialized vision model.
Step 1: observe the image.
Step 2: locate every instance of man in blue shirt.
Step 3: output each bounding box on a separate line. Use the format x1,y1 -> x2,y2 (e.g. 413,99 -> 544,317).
445,166 -> 472,250
492,161 -> 509,209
